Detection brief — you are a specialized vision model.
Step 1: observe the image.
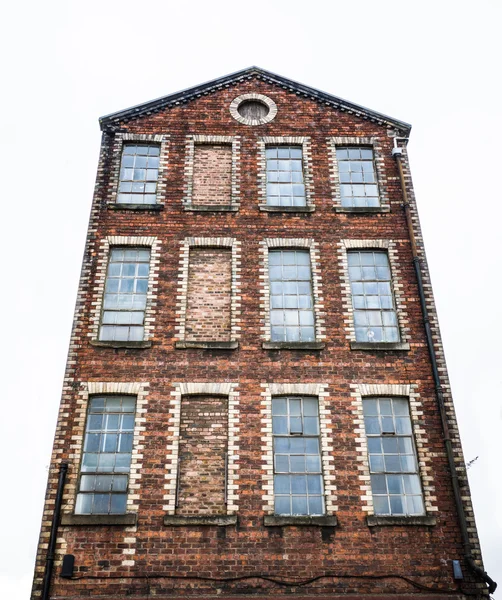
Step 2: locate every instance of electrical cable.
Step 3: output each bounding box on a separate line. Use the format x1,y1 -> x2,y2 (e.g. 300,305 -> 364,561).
70,571 -> 461,594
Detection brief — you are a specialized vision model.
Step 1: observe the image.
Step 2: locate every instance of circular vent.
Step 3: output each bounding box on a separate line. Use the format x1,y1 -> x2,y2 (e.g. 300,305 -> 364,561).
237,100 -> 269,120
229,94 -> 277,126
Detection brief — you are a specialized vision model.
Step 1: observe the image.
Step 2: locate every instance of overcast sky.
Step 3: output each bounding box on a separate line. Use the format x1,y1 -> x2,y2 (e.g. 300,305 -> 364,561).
1,1 -> 501,598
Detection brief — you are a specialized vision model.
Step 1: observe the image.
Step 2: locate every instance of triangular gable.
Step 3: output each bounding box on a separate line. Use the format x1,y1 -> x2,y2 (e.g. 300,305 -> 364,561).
99,66 -> 411,134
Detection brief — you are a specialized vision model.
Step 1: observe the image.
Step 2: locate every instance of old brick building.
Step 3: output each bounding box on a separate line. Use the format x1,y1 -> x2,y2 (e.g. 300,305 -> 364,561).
32,67 -> 495,600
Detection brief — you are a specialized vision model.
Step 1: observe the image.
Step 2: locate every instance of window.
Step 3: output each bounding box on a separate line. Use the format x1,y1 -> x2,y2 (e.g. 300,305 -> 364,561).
269,250 -> 315,342
336,147 -> 379,207
348,250 -> 399,343
117,144 -> 160,204
99,248 -> 150,342
76,396 -> 135,515
363,397 -> 424,516
266,146 -> 306,207
272,397 -> 324,516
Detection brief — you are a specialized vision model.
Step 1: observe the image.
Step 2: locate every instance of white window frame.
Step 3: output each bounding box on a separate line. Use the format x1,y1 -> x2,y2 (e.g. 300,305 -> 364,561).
260,383 -> 337,517
107,133 -> 169,207
89,236 -> 161,346
338,239 -> 409,349
259,239 -> 326,345
258,137 -> 315,211
349,383 -> 437,519
328,136 -> 390,212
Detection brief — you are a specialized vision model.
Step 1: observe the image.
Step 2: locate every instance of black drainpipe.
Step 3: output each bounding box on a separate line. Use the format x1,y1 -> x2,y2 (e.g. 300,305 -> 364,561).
41,462 -> 69,600
393,145 -> 496,596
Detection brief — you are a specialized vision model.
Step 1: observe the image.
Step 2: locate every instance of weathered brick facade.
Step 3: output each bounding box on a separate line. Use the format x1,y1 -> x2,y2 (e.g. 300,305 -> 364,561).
31,67 -> 490,600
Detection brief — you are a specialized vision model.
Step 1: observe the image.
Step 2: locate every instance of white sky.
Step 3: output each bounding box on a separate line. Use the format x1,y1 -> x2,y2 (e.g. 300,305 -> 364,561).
1,1 -> 501,598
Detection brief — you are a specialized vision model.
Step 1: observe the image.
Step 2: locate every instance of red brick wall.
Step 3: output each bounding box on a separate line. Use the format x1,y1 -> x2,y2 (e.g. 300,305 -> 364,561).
185,247 -> 232,341
177,395 -> 227,515
31,76 -> 485,600
192,143 -> 232,206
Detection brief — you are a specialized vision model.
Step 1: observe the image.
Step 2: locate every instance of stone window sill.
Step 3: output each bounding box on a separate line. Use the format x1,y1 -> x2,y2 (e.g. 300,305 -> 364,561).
108,203 -> 164,211
264,515 -> 337,527
61,513 -> 137,526
260,205 -> 315,213
90,340 -> 152,349
262,341 -> 325,351
164,515 -> 237,526
334,206 -> 390,214
175,341 -> 238,350
183,204 -> 239,212
366,515 -> 436,527
350,342 -> 410,351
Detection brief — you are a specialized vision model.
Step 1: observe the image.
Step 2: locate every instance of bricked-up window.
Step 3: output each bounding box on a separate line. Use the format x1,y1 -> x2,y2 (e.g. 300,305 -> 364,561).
76,396 -> 135,515
336,147 -> 379,207
118,144 -> 160,204
363,397 -> 424,516
99,248 -> 150,342
266,147 -> 306,207
177,396 -> 228,515
272,397 -> 324,516
192,144 -> 232,207
348,250 -> 400,343
185,248 -> 232,342
269,250 -> 315,342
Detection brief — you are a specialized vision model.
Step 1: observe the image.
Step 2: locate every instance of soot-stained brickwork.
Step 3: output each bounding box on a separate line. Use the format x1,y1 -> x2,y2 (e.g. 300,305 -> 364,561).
31,67 -> 488,600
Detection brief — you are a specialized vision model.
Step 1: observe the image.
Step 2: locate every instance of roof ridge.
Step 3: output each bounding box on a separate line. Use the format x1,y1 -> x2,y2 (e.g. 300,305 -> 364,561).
99,66 -> 411,133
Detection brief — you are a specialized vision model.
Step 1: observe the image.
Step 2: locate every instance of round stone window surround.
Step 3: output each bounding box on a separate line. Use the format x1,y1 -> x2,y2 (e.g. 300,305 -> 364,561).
229,93 -> 278,126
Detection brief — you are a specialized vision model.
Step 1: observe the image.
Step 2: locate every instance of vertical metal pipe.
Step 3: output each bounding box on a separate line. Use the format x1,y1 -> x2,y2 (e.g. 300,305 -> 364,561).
394,147 -> 496,595
224,452 -> 228,505
41,462 -> 68,600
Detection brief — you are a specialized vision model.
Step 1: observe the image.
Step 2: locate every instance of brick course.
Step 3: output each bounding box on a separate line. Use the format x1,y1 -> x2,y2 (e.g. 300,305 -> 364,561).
177,395 -> 228,515
185,247 -> 232,341
31,73 -> 487,600
193,144 -> 232,206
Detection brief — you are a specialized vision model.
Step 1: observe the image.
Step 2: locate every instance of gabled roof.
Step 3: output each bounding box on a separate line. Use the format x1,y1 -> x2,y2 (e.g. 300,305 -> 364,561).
99,66 -> 411,134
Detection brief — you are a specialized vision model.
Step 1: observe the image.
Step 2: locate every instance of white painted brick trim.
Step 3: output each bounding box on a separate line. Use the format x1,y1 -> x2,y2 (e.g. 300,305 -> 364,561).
337,239 -> 409,343
65,381 -> 150,521
257,136 -> 315,209
174,237 -> 241,342
259,238 -> 326,342
183,135 -> 241,209
349,382 -> 437,515
327,136 -> 390,210
88,236 -> 162,342
164,383 -> 240,515
395,143 -> 483,564
260,383 -> 337,515
107,133 -> 169,206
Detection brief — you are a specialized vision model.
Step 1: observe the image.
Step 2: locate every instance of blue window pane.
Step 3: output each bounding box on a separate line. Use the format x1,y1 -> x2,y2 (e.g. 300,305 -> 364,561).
275,475 -> 290,494
308,496 -> 323,515
291,476 -> 307,494
110,494 -> 127,514
291,496 -> 308,515
373,496 -> 390,515
275,496 -> 290,515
